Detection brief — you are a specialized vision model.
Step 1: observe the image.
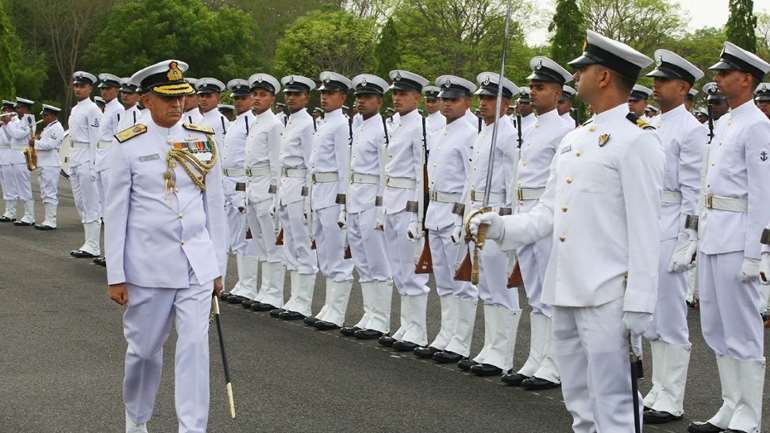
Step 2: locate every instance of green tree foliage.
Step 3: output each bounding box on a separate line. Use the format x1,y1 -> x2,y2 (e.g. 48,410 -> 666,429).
83,0 -> 263,80
549,0 -> 585,66
726,0 -> 757,52
374,17 -> 400,80
0,1 -> 47,101
0,1 -> 18,97
273,10 -> 378,79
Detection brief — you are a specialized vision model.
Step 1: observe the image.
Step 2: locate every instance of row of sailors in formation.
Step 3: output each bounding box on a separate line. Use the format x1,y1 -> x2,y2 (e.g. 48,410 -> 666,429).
3,33 -> 770,433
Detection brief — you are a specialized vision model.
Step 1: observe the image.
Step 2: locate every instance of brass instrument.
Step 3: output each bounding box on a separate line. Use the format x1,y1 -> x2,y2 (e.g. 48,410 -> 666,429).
24,118 -> 44,171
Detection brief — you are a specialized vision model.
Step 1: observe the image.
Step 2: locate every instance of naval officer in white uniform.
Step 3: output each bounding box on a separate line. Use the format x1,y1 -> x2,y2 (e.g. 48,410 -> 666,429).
33,104 -> 65,231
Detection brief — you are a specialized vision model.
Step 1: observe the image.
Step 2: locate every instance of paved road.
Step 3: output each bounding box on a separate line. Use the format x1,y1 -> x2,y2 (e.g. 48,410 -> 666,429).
0,179 -> 768,433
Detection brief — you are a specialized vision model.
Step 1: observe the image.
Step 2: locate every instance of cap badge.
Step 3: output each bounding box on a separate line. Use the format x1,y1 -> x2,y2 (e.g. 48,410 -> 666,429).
361,78 -> 368,87
483,77 -> 490,86
394,72 -> 402,81
598,133 -> 610,147
167,62 -> 183,81
536,60 -> 543,70
289,76 -> 295,84
657,55 -> 663,66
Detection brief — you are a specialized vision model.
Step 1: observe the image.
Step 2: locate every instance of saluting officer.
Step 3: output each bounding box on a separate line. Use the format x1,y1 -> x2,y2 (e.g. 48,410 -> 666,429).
270,75 -> 318,321
472,30 -> 663,432
462,72 -> 520,377
304,71 -> 355,331
105,59 -> 226,433
33,104 -> 65,231
641,49 -> 706,425
68,71 -> 104,258
503,56 -> 574,391
339,73 -> 393,340
687,42 -> 770,433
239,73 -> 286,312
220,79 -> 260,305
377,69 -> 431,352
196,78 -> 228,147
413,75 -> 478,362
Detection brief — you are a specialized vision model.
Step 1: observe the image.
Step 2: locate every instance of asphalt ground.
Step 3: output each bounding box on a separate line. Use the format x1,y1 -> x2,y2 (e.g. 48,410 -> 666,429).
0,177 -> 768,433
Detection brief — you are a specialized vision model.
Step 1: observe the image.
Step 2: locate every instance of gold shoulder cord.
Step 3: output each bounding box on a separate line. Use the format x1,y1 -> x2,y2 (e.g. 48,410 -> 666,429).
164,136 -> 218,192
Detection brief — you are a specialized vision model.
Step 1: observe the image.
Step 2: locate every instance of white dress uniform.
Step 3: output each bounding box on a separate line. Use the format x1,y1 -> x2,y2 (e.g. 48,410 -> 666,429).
3,113 -> 35,224
463,72 -> 520,374
34,108 -> 65,229
104,59 -> 227,433
307,72 -> 355,328
244,75 -> 285,310
96,96 -> 123,207
183,107 -> 203,125
68,73 -> 104,256
197,78 -> 229,148
117,103 -> 142,131
275,75 -> 318,319
0,109 -> 14,220
517,111 -> 537,131
425,110 -> 446,143
639,50 -> 706,422
344,75 -> 393,337
691,42 -> 770,433
381,69 -> 431,349
485,33 -> 662,433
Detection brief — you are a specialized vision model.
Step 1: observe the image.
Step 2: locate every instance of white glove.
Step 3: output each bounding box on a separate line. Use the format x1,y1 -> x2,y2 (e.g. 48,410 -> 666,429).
450,224 -> 463,244
741,257 -> 761,283
623,311 -> 653,337
374,207 -> 385,231
760,253 -> 770,285
407,220 -> 423,240
468,211 -> 504,241
668,229 -> 698,273
337,206 -> 347,229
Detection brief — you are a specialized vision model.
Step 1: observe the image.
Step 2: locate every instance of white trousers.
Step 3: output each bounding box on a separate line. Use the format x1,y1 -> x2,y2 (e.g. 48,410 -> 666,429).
313,205 -> 353,282
123,280 -> 211,433
473,237 -> 518,311
38,166 -> 59,207
383,211 -> 428,296
698,251 -> 764,360
277,201 -> 317,275
9,163 -> 31,201
0,163 -> 14,201
96,169 -> 109,219
428,225 -> 476,299
70,163 -> 101,223
552,297 -> 642,433
245,201 -> 283,263
645,237 -> 689,344
348,207 -> 390,283
517,235 -> 552,316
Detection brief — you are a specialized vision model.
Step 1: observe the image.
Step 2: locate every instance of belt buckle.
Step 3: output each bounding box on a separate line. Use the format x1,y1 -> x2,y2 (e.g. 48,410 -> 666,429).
245,168 -> 252,177
385,175 -> 391,186
517,188 -> 524,201
705,193 -> 714,209
311,173 -> 317,184
430,191 -> 437,201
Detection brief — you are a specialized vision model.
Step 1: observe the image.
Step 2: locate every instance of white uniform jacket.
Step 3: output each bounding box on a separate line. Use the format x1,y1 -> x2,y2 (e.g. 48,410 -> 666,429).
4,116 -> 31,164
34,120 -> 64,167
309,108 -> 350,211
67,98 -> 102,168
348,113 -> 387,214
383,109 -> 424,214
245,109 -> 283,210
200,108 -> 228,149
96,98 -> 123,171
117,104 -> 142,131
463,116 -> 517,208
278,108 -> 314,206
222,110 -> 256,174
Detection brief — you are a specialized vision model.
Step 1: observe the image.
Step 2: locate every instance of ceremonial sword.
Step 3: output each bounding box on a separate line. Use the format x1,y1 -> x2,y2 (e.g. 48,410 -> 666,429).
212,295 -> 236,418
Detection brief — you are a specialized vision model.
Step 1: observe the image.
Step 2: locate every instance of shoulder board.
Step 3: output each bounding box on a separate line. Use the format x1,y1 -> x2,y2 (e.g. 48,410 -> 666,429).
580,118 -> 594,127
626,112 -> 655,130
114,124 -> 147,143
183,123 -> 214,134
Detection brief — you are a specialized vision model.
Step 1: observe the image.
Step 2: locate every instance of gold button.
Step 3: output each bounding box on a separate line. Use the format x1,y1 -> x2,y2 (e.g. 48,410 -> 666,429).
178,213 -> 183,219
561,207 -> 567,213
575,151 -> 582,157
559,235 -> 566,242
181,241 -> 185,246
565,177 -> 573,184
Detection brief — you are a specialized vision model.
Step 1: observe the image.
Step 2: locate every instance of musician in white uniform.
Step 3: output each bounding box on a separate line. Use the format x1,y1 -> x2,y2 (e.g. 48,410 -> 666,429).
4,97 -> 36,226
33,104 -> 65,230
0,100 -> 16,222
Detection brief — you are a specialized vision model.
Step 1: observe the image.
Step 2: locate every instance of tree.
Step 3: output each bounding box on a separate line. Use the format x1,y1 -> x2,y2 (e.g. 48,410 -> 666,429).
755,12 -> 770,59
374,17 -> 400,79
273,10 -> 378,78
663,27 -> 726,80
0,1 -> 18,97
726,0 -> 757,52
580,0 -> 684,55
548,0 -> 585,67
83,0 -> 263,81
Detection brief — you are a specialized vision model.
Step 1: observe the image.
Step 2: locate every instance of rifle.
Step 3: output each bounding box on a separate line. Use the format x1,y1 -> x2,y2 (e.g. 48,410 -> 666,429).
706,103 -> 715,144
415,110 -> 433,274
504,114 -> 526,288
343,111 -> 353,260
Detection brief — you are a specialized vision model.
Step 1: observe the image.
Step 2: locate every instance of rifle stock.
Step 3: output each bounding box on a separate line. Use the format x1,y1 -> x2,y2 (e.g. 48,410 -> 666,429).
454,246 -> 472,282
344,244 -> 352,260
506,262 -> 523,288
415,235 -> 433,274
275,228 -> 284,246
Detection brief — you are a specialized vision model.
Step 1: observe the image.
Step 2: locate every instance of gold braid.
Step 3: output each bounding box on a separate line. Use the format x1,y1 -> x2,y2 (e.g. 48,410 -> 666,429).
164,136 -> 218,192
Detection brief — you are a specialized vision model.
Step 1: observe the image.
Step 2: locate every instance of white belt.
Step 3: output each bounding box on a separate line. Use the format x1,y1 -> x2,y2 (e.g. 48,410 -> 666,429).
385,176 -> 416,189
661,190 -> 682,205
429,191 -> 461,203
704,193 -> 747,212
516,187 -> 545,201
350,172 -> 379,184
470,190 -> 504,203
223,168 -> 246,177
311,171 -> 339,183
0,144 -> 10,149
10,146 -> 27,152
72,141 -> 90,149
96,140 -> 112,150
246,165 -> 270,177
281,167 -> 306,178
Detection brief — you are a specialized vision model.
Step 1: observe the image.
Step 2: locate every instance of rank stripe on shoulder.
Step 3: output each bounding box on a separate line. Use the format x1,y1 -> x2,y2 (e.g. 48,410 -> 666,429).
183,123 -> 214,134
114,123 -> 147,143
625,112 -> 655,130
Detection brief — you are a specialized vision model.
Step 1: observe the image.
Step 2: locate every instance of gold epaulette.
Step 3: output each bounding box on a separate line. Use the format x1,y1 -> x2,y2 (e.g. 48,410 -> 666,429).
626,113 -> 655,130
114,124 -> 147,143
580,118 -> 594,127
183,123 -> 214,134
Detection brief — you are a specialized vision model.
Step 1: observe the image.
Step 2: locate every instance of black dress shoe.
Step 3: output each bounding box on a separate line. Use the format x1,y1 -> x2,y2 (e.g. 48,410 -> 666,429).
252,302 -> 276,312
0,216 -> 15,223
241,300 -> 257,309
644,410 -> 682,424
457,357 -> 477,371
219,293 -> 232,302
34,224 -> 55,231
226,295 -> 245,305
278,310 -> 305,320
470,363 -> 502,377
340,326 -> 360,337
501,371 -> 528,386
13,220 -> 33,226
93,257 -> 106,267
413,346 -> 440,359
304,316 -> 319,326
355,329 -> 383,340
722,430 -> 747,433
432,350 -> 463,364
392,340 -> 419,352
687,422 -> 725,433
70,250 -> 98,258
269,308 -> 285,318
378,335 -> 396,347
522,376 -> 560,390
313,320 -> 340,331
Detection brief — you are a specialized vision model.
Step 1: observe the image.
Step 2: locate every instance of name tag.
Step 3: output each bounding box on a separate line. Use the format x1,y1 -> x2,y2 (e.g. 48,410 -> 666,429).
138,153 -> 159,162
560,144 -> 572,154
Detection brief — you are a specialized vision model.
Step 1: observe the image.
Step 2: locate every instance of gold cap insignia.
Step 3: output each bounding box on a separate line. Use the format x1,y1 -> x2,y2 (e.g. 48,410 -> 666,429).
167,61 -> 183,82
598,133 -> 610,147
